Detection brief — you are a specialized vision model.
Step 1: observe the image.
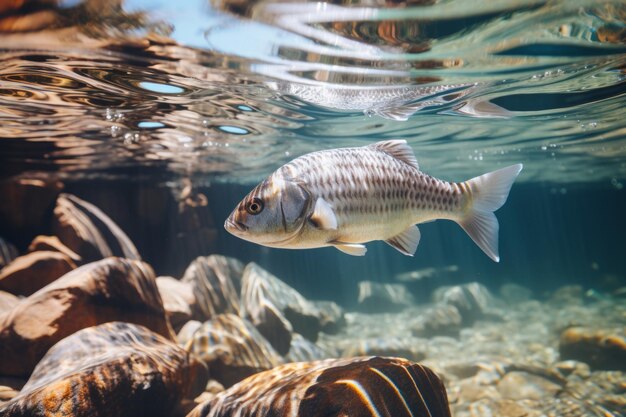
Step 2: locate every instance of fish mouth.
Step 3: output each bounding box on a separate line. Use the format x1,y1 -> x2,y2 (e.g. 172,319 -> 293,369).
224,217 -> 248,233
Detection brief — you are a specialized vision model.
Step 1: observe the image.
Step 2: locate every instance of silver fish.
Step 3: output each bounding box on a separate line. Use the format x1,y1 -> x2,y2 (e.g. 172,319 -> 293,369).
225,140 -> 522,261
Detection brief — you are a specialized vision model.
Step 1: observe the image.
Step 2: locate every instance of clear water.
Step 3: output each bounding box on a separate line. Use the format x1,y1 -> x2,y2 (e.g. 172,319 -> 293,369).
0,0 -> 625,414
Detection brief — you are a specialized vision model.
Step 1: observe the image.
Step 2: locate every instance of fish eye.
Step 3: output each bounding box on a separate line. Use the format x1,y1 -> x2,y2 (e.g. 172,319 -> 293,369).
245,197 -> 264,215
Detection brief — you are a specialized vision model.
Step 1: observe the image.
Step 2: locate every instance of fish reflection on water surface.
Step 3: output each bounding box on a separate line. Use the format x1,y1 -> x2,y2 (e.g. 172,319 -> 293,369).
225,140 -> 522,261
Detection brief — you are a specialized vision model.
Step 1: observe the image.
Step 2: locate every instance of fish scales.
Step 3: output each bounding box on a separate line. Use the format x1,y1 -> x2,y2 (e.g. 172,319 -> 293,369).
225,140 -> 522,261
277,147 -> 464,242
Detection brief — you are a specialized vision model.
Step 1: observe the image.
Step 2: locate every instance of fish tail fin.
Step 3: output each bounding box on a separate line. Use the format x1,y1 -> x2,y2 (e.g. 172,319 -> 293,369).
457,164 -> 523,262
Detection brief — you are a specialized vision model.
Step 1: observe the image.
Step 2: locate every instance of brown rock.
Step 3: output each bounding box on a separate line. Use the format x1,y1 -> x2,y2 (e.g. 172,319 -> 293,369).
27,235 -> 81,263
0,290 -> 19,314
0,251 -> 76,296
188,357 -> 452,417
0,322 -> 208,417
0,237 -> 18,269
0,178 -> 63,243
181,255 -> 242,321
188,314 -> 283,388
559,327 -> 626,371
156,276 -> 196,331
0,257 -> 173,377
51,193 -> 140,263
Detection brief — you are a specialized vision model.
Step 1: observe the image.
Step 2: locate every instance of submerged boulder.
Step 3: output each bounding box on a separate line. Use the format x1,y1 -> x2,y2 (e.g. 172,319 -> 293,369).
559,327 -> 626,371
181,255 -> 243,321
188,314 -> 283,388
285,333 -> 329,363
156,276 -> 196,330
0,257 -> 172,377
27,235 -> 82,263
51,193 -> 141,263
0,251 -> 76,296
412,304 -> 463,338
357,281 -> 414,312
240,263 -> 323,354
0,322 -> 208,417
188,356 -> 452,417
433,282 -> 493,325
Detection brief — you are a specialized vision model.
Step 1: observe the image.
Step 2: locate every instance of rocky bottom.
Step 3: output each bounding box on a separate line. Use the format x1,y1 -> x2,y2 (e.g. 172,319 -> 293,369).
0,190 -> 624,417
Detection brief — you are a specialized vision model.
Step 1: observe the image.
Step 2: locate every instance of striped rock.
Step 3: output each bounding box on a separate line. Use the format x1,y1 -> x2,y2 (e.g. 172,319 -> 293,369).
433,282 -> 493,325
177,320 -> 203,346
188,314 -> 283,388
0,237 -> 18,269
285,333 -> 330,363
342,337 -> 428,362
27,235 -> 82,263
240,263 -> 322,354
51,193 -> 141,264
0,251 -> 76,296
0,257 -> 173,377
0,322 -> 208,417
357,281 -> 414,312
157,276 -> 196,330
182,255 -> 243,320
188,356 -> 452,417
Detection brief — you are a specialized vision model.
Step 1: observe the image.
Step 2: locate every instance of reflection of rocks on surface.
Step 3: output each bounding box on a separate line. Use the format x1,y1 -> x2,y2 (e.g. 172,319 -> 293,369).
0,322 -> 208,417
189,357 -> 451,417
0,257 -> 172,377
187,314 -> 283,388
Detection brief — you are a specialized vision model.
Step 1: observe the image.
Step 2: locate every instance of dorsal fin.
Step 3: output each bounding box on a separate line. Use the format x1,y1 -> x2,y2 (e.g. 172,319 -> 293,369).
368,140 -> 419,169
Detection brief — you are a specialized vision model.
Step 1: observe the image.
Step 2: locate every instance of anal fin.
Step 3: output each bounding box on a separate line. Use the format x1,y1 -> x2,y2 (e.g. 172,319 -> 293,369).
332,242 -> 367,256
385,225 -> 421,256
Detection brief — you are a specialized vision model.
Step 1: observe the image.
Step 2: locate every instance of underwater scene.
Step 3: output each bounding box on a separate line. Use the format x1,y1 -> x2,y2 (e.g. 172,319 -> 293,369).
0,0 -> 625,416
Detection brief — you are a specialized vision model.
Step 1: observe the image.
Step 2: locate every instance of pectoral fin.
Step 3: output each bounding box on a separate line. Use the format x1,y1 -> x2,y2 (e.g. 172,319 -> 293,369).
385,225 -> 421,256
332,242 -> 367,256
309,197 -> 337,230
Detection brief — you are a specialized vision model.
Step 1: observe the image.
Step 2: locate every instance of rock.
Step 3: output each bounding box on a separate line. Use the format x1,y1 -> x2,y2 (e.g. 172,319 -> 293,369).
0,257 -> 173,377
433,282 -> 493,325
188,314 -> 283,388
342,337 -> 428,362
177,320 -> 203,346
0,290 -> 19,314
240,263 -> 323,354
181,255 -> 242,320
156,276 -> 196,330
27,235 -> 82,263
559,327 -> 626,371
412,304 -> 463,338
496,371 -> 562,401
313,300 -> 346,334
357,281 -> 414,312
285,333 -> 329,363
498,283 -> 533,303
0,322 -> 208,417
0,251 -> 76,296
553,360 -> 591,379
0,178 -> 63,246
0,237 -> 18,269
550,285 -> 584,305
188,356 -> 452,417
51,193 -> 140,263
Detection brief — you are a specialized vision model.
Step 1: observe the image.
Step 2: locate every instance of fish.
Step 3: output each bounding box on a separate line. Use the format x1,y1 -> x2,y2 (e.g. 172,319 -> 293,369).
224,140 -> 522,261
